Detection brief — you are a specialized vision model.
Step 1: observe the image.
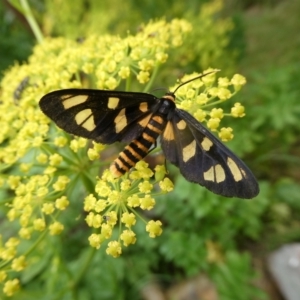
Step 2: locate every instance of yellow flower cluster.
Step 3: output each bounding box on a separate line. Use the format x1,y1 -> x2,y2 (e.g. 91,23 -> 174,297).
0,18 -> 190,294
172,70 -> 247,141
0,13 -> 248,295
84,161 -> 173,257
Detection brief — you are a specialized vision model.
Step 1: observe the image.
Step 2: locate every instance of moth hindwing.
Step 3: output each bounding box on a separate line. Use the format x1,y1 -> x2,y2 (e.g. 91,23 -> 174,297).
40,81 -> 259,199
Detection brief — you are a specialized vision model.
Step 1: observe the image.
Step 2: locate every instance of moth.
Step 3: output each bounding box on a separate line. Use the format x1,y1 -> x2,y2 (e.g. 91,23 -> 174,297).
39,73 -> 259,198
14,76 -> 30,101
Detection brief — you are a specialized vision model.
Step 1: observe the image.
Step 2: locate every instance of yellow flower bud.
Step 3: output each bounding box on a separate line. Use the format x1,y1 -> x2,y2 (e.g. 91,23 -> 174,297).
121,230 -> 136,246
218,127 -> 234,142
106,241 -> 122,258
140,195 -> 155,210
49,221 -> 64,235
146,220 -> 163,238
121,212 -> 136,227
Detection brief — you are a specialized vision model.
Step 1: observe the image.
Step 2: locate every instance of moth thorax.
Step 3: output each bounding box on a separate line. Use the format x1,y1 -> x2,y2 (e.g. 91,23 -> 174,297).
158,98 -> 175,115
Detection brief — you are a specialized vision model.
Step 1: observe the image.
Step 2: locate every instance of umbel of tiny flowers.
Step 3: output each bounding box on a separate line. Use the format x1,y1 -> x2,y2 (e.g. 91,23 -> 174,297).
85,162 -> 171,258
0,17 -> 194,295
82,70 -> 247,257
172,71 -> 247,141
0,8 -> 249,296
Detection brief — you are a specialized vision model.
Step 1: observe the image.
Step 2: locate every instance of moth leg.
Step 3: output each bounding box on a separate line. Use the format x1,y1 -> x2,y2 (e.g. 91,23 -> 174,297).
163,158 -> 169,174
148,140 -> 157,154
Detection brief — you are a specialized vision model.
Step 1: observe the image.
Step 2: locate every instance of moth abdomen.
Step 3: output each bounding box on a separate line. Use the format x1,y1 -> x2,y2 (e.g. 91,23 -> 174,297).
110,113 -> 167,177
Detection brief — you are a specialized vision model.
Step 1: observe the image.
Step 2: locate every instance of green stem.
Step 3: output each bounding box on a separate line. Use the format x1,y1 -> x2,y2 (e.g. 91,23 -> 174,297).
125,75 -> 132,91
20,0 -> 44,43
0,230 -> 48,269
143,64 -> 160,93
201,98 -> 226,109
72,246 -> 97,287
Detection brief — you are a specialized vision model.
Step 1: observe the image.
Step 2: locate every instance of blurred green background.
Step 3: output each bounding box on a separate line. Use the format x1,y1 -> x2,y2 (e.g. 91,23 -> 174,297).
1,0 -> 300,299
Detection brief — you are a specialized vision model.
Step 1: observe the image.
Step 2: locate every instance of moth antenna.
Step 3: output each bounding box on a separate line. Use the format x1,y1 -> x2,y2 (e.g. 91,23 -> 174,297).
151,87 -> 168,93
172,69 -> 220,94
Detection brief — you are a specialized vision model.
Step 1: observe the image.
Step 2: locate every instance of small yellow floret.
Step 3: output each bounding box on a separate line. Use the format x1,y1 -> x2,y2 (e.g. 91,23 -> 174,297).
140,195 -> 155,210
121,212 -> 136,227
42,203 -> 55,215
84,194 -> 97,211
159,177 -> 174,192
54,136 -> 68,147
120,230 -> 136,246
11,255 -> 27,271
49,221 -> 64,235
55,196 -> 69,210
106,241 -> 122,258
3,278 -> 20,297
87,148 -> 100,160
95,181 -> 111,197
138,181 -> 153,193
137,71 -> 150,84
231,102 -> 245,118
88,233 -> 103,249
210,108 -> 224,119
146,220 -> 163,238
127,194 -> 140,207
207,118 -> 220,131
33,218 -> 46,231
219,127 -> 234,142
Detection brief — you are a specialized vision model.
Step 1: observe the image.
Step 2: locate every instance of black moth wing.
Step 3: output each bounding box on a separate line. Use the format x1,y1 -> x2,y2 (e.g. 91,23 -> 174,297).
161,108 -> 259,198
39,89 -> 160,144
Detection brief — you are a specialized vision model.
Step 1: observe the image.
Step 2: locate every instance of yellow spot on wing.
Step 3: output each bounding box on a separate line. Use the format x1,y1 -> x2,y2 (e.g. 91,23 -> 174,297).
204,164 -> 226,183
63,95 -> 88,109
227,157 -> 243,181
215,164 -> 226,183
139,102 -> 148,112
183,140 -> 196,162
61,94 -> 72,100
204,166 -> 214,181
163,122 -> 175,141
177,120 -> 186,130
75,109 -> 95,131
114,108 -> 127,133
138,113 -> 152,128
201,137 -> 213,151
108,97 -> 120,109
